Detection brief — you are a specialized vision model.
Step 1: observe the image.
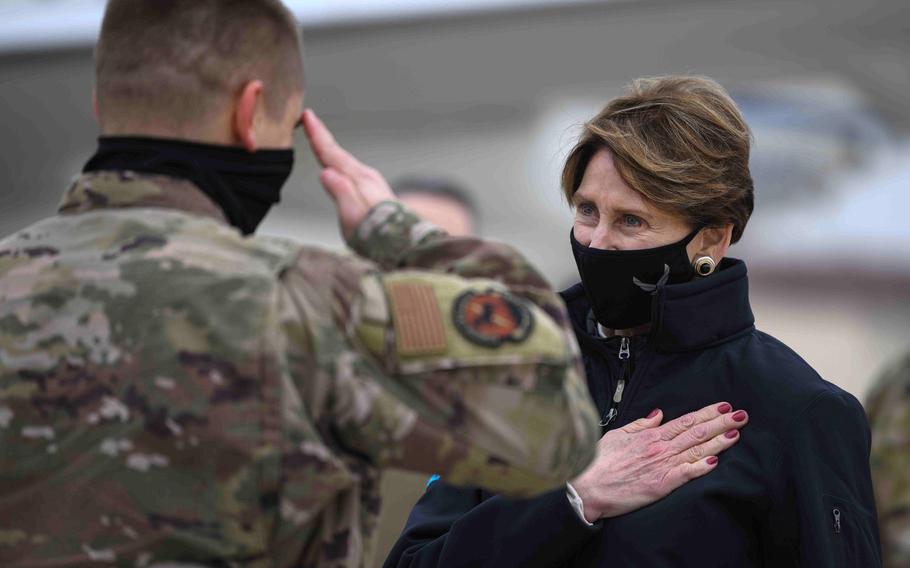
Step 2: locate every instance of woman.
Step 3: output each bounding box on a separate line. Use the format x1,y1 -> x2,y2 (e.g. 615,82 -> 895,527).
383,76 -> 881,566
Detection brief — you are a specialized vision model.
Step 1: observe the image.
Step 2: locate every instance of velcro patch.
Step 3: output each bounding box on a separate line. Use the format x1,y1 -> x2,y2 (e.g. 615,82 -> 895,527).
388,282 -> 448,356
452,289 -> 534,348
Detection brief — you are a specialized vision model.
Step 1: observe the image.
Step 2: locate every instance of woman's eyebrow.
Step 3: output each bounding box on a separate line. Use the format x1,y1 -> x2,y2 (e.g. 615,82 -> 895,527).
572,185 -> 600,202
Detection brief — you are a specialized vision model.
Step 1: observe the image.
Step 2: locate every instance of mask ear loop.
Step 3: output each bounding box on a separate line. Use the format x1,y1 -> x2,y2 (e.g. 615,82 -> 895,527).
634,225 -> 703,292
641,225 -> 704,335
633,264 -> 670,295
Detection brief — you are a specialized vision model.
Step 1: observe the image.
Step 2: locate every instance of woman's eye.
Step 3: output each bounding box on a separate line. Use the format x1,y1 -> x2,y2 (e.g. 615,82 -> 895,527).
578,203 -> 596,217
622,214 -> 642,227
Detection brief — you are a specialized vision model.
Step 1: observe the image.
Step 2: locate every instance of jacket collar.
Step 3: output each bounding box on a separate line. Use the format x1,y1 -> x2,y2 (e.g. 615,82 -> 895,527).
58,171 -> 229,226
560,258 -> 755,353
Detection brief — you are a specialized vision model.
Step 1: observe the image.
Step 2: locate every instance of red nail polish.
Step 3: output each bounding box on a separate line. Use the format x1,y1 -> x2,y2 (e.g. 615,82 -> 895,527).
732,410 -> 747,422
724,430 -> 739,439
647,408 -> 660,419
706,456 -> 719,465
717,403 -> 732,414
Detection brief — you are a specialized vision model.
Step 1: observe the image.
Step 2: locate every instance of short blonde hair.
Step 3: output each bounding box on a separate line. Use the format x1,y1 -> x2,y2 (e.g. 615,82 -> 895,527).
561,76 -> 754,243
96,0 -> 304,131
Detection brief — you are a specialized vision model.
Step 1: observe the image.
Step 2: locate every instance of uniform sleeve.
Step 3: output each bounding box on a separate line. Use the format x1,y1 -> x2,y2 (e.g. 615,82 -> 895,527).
276,201 -> 600,499
774,390 -> 882,566
346,201 -> 571,316
866,355 -> 910,567
383,480 -> 600,568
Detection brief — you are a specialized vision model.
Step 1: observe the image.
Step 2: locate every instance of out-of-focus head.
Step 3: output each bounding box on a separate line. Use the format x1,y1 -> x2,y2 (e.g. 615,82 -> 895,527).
562,76 -> 754,262
95,0 -> 305,150
394,177 -> 478,237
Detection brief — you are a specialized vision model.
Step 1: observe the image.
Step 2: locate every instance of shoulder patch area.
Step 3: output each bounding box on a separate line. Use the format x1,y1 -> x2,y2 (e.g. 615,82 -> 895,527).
452,289 -> 533,347
361,272 -> 569,374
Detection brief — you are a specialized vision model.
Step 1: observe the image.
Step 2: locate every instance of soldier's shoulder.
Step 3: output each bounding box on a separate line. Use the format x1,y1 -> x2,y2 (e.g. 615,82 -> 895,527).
108,216 -> 306,281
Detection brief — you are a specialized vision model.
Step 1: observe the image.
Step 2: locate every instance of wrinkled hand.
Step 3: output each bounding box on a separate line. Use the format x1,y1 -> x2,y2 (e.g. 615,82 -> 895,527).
572,403 -> 748,522
301,108 -> 397,240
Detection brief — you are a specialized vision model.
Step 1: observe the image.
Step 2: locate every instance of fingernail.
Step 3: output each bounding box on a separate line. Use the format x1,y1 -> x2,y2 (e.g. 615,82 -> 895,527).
732,410 -> 747,422
647,408 -> 660,419
717,403 -> 732,414
706,456 -> 719,465
724,430 -> 739,439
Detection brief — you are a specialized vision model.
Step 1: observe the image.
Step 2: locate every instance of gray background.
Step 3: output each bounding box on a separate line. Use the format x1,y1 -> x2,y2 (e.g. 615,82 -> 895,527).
2,0 -> 909,561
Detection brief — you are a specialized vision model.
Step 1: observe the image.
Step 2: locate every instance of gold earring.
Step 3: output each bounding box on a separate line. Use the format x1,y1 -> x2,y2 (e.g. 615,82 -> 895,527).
694,256 -> 716,276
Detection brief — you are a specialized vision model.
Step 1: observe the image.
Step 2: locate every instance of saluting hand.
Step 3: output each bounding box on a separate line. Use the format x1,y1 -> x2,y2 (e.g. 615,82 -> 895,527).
572,403 -> 749,522
301,109 -> 398,240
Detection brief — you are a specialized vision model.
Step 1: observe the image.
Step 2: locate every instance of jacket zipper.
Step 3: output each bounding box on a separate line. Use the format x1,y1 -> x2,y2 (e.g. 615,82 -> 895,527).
833,508 -> 841,534
600,337 -> 632,427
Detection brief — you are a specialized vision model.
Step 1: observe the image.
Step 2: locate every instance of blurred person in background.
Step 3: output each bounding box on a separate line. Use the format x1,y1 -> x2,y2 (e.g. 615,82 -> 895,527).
0,2 -> 751,567
385,76 -> 881,567
394,176 -> 478,237
867,350 -> 910,567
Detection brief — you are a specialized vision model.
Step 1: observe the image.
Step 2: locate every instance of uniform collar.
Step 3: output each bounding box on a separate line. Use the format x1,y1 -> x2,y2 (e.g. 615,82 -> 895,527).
57,171 -> 229,226
561,258 -> 755,353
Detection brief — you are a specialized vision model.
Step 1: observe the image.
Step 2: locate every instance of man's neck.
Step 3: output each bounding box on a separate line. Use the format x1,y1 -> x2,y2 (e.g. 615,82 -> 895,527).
100,121 -> 233,147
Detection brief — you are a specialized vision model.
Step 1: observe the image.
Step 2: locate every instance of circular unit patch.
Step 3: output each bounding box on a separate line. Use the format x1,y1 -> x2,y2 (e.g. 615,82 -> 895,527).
452,289 -> 534,348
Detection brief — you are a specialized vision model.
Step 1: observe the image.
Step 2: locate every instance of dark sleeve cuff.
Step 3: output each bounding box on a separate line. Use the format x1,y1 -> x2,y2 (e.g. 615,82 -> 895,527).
386,482 -> 602,568
482,487 -> 602,566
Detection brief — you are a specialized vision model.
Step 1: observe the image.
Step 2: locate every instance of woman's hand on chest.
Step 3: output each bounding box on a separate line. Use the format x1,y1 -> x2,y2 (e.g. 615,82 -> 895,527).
571,402 -> 749,522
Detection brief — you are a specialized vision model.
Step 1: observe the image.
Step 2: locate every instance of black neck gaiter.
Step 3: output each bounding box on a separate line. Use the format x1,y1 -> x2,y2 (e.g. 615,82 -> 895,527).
83,136 -> 294,235
570,228 -> 700,330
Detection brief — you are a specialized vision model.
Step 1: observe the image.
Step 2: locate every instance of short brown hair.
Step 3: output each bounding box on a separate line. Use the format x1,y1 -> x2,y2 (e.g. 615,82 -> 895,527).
96,0 -> 304,132
561,76 -> 754,243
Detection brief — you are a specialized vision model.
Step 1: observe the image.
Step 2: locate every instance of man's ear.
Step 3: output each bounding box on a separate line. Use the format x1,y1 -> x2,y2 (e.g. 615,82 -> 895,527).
233,80 -> 264,152
693,224 -> 734,263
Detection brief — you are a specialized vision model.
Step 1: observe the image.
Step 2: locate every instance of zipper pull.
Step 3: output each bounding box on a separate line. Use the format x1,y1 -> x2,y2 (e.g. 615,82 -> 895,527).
833,508 -> 841,534
600,337 -> 632,428
600,407 -> 618,427
612,379 -> 626,403
599,379 -> 626,427
619,337 -> 631,360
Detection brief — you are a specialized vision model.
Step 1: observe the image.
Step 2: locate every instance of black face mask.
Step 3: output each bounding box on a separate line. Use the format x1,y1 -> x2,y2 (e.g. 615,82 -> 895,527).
570,228 -> 700,330
84,136 -> 294,235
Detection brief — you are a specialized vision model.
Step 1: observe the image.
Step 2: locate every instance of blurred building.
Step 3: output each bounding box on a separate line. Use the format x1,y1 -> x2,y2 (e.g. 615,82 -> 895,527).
2,0 -> 909,563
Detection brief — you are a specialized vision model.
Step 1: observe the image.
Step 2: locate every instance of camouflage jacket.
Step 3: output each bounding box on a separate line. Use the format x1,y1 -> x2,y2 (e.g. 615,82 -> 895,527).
0,172 -> 599,568
868,349 -> 910,568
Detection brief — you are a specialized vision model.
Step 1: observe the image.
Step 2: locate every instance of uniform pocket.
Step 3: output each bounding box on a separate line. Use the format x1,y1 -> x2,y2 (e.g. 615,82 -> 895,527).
823,493 -> 880,567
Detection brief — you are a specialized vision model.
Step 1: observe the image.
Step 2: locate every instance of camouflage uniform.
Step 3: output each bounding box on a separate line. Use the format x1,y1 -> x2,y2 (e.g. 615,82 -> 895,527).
0,172 -> 599,567
868,349 -> 910,567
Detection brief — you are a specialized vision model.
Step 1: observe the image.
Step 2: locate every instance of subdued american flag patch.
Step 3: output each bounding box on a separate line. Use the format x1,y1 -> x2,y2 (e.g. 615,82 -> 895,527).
387,281 -> 448,356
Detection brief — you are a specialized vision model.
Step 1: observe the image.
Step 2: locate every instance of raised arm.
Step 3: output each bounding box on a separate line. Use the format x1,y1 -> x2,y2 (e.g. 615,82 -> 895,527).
286,109 -> 600,496
302,109 -> 560,291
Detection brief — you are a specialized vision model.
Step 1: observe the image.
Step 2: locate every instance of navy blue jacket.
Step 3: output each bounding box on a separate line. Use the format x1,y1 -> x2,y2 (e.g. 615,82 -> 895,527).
384,259 -> 881,567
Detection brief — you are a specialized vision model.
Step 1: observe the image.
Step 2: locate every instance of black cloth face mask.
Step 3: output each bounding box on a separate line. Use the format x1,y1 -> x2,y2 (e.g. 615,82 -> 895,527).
84,136 -> 294,235
570,227 -> 700,330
